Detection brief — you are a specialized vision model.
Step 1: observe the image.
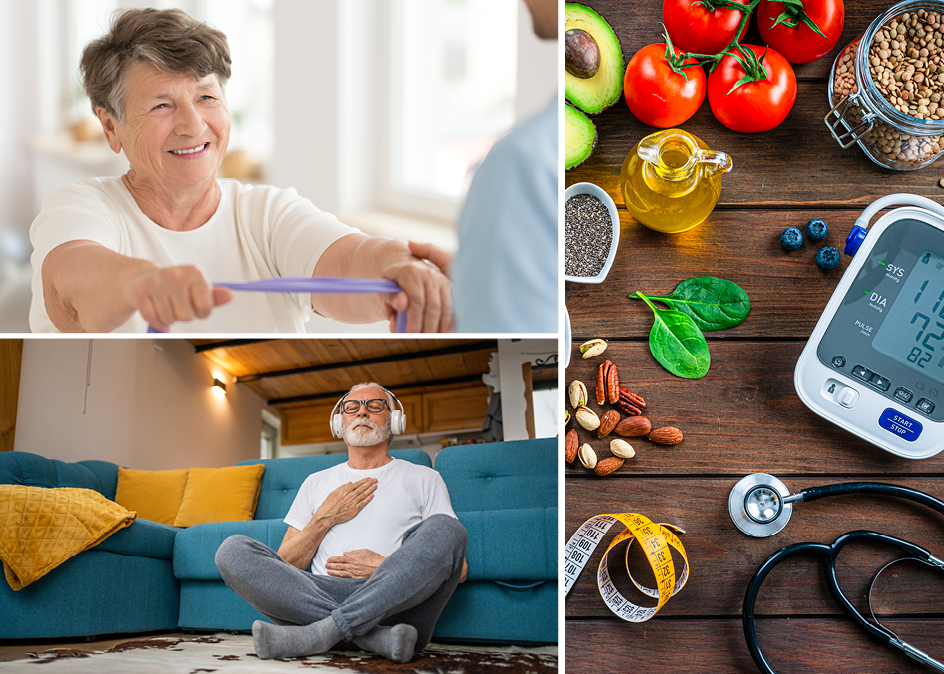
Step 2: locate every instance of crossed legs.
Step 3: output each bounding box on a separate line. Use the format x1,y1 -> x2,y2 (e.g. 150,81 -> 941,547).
215,514 -> 467,661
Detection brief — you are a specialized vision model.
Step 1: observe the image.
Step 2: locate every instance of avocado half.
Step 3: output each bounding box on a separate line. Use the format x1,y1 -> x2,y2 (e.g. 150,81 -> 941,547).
565,4 -> 623,114
565,103 -> 596,170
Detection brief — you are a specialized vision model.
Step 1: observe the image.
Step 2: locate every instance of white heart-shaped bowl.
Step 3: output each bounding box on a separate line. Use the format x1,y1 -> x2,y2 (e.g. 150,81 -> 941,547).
564,182 -> 620,284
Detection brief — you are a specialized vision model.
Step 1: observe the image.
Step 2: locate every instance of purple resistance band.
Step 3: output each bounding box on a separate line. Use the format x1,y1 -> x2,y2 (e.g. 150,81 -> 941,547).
146,277 -> 408,333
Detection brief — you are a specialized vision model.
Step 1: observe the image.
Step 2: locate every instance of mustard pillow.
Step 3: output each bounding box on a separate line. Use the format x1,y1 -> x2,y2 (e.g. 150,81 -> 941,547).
173,464 -> 265,528
114,467 -> 189,526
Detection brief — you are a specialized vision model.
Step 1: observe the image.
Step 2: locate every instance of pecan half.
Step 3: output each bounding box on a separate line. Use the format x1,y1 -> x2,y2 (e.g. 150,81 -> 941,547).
619,387 -> 646,409
595,361 -> 607,406
606,361 -> 620,404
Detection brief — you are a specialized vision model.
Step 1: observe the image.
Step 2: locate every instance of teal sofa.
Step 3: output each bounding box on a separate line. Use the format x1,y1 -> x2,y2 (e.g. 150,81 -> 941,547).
0,452 -> 181,639
0,439 -> 557,644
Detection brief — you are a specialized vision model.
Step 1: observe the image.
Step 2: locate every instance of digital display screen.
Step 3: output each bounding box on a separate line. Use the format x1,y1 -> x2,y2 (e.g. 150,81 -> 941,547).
873,250 -> 944,386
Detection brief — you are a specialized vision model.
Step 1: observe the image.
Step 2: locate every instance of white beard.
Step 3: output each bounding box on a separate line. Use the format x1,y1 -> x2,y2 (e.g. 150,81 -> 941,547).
342,418 -> 391,446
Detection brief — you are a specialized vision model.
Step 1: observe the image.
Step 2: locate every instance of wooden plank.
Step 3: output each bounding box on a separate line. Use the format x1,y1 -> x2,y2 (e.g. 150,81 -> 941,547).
565,478 -> 944,617
0,339 -> 23,453
565,209 -> 856,341
564,342 -> 944,474
567,81 -> 944,207
584,0 -> 888,82
565,619 -> 944,674
567,1 -> 944,207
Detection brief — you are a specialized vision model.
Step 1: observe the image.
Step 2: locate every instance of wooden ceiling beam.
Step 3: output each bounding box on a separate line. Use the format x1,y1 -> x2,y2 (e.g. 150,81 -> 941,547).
268,374 -> 487,407
236,340 -> 498,384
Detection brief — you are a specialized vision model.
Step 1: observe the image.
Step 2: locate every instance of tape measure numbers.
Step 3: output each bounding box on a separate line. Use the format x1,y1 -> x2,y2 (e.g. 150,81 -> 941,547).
564,512 -> 690,622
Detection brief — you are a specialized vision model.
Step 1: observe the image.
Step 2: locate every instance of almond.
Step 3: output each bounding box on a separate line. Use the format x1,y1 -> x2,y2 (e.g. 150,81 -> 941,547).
594,456 -> 624,476
648,426 -> 683,445
565,428 -> 578,463
596,409 -> 620,438
614,416 -> 652,437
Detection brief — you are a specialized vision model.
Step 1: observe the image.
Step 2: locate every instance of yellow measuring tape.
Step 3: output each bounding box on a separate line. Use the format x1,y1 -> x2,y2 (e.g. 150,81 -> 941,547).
564,513 -> 690,622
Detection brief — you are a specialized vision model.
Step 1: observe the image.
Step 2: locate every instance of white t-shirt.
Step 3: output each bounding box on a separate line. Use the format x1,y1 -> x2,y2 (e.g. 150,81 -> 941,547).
29,177 -> 359,333
283,458 -> 457,576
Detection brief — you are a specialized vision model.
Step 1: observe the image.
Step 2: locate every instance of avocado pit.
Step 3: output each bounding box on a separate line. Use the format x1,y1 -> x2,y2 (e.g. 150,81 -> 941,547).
566,28 -> 600,79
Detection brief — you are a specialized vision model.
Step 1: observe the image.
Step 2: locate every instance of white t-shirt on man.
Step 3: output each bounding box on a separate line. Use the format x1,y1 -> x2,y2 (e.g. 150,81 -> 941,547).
29,177 -> 358,333
283,458 -> 457,576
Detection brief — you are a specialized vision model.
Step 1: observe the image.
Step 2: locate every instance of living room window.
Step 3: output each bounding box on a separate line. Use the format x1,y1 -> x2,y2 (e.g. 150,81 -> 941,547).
379,0 -> 557,221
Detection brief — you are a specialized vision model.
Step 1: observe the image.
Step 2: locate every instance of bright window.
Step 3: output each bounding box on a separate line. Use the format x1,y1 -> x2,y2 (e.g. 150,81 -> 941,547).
386,0 -> 520,216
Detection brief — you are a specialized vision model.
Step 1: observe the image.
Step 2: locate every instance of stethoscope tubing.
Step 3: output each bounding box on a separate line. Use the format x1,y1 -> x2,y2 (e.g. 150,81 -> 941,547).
743,531 -> 940,674
741,478 -> 944,674
798,482 -> 944,514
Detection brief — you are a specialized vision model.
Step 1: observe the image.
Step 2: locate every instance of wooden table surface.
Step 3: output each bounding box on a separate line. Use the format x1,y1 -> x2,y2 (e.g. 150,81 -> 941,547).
564,2 -> 944,672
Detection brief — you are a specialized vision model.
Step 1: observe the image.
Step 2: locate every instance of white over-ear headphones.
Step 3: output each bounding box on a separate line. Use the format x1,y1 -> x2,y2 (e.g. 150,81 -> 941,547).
330,386 -> 407,439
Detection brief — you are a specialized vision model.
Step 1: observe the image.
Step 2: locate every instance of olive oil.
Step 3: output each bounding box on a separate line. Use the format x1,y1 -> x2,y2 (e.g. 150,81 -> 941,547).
619,129 -> 732,233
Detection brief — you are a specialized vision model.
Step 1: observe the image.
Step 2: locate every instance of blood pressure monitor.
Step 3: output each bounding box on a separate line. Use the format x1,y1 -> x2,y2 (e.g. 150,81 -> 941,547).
795,194 -> 944,459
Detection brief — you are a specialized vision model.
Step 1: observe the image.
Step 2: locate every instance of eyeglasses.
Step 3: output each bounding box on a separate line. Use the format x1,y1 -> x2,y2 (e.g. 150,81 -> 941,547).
342,399 -> 390,414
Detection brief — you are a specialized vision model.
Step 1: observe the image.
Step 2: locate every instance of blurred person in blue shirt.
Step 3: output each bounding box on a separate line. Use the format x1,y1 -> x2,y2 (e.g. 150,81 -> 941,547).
412,0 -> 557,333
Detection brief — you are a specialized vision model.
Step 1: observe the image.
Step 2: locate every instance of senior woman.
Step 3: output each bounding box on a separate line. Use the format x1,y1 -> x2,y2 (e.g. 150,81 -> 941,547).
29,8 -> 452,334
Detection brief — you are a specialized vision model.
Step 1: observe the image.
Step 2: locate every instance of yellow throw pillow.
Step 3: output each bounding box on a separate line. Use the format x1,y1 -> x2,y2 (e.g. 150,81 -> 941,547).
114,468 -> 189,526
173,464 -> 265,528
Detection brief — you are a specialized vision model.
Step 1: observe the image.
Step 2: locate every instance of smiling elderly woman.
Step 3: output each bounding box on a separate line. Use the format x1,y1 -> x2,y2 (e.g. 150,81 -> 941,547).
29,8 -> 452,334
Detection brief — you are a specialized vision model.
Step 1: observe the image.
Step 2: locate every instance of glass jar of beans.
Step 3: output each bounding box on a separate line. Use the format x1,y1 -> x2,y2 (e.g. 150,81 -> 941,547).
826,1 -> 944,170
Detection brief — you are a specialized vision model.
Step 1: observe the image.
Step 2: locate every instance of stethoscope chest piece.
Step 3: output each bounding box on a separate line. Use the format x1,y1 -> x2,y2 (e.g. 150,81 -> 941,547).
729,473 -> 793,537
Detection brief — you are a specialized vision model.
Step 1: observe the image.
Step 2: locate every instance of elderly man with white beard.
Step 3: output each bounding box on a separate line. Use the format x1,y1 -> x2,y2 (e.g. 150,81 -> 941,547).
215,383 -> 468,663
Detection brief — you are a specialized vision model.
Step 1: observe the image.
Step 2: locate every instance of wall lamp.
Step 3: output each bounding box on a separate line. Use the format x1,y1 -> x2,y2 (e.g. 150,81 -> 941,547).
212,377 -> 227,399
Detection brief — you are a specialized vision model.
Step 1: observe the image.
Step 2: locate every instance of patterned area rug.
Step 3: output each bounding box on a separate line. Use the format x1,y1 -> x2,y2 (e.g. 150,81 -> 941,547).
1,633 -> 558,673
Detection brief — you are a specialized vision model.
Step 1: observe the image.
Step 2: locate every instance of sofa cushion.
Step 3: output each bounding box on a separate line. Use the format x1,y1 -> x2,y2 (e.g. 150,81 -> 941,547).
459,507 -> 557,581
435,439 -> 556,511
174,519 -> 289,580
0,451 -> 113,494
92,518 -> 179,560
238,449 -> 432,521
174,465 -> 266,527
115,468 -> 189,526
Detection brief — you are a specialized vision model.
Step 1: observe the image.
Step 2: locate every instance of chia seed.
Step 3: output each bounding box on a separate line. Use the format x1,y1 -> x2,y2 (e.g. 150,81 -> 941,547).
565,194 -> 613,277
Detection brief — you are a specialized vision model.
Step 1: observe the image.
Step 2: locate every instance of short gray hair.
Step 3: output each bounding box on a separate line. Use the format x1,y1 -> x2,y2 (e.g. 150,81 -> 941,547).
79,8 -> 231,122
347,382 -> 396,409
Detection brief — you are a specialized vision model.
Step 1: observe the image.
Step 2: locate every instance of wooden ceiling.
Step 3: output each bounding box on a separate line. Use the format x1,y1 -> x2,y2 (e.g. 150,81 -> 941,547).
188,339 -> 499,409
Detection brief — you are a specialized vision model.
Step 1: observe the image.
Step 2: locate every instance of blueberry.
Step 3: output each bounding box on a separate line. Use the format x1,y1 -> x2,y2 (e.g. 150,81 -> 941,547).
805,218 -> 828,242
780,227 -> 803,250
817,246 -> 840,270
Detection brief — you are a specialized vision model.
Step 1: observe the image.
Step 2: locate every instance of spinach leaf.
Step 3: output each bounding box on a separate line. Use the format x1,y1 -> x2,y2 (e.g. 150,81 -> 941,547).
635,293 -> 711,379
636,276 -> 750,331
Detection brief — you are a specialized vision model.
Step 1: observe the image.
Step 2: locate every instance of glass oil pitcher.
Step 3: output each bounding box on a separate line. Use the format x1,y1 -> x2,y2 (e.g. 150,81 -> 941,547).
619,129 -> 732,234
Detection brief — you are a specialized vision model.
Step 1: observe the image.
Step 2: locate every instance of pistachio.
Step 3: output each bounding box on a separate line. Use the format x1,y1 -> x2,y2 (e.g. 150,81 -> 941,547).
579,338 -> 607,359
568,380 -> 588,409
610,439 -> 636,459
578,443 -> 597,469
564,409 -> 571,426
575,406 -> 601,431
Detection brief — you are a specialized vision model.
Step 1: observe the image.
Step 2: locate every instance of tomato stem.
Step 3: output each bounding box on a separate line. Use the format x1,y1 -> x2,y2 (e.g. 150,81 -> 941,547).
766,0 -> 827,39
676,0 -> 760,72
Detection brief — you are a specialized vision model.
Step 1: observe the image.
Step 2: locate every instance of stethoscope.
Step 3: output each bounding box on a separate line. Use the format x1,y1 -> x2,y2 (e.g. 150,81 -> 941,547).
729,473 -> 944,673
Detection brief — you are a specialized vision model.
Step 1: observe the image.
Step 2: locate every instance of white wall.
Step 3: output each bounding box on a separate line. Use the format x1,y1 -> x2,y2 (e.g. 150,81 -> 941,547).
14,338 -> 266,469
0,0 -> 42,236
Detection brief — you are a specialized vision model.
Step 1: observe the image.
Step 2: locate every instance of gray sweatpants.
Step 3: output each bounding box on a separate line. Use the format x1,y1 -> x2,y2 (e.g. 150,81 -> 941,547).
215,513 -> 467,650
